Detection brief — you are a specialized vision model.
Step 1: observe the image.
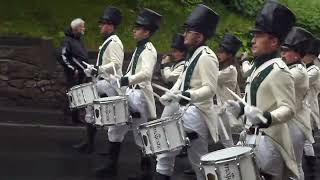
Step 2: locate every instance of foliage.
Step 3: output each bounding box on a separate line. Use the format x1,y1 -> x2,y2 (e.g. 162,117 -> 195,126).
0,0 -> 253,53
221,0 -> 320,37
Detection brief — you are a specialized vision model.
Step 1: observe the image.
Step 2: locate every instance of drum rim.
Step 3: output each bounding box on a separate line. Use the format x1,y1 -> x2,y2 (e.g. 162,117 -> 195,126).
69,82 -> 94,90
200,146 -> 254,165
93,96 -> 128,103
138,114 -> 182,129
143,145 -> 185,156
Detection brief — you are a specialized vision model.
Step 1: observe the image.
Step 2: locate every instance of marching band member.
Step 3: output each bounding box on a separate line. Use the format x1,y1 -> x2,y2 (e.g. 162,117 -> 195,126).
303,38 -> 320,180
216,33 -> 242,147
57,18 -> 88,125
225,1 -> 299,179
281,26 -> 314,180
73,6 -> 123,163
160,34 -> 186,89
115,8 -> 162,180
157,4 -> 220,180
160,33 -> 187,118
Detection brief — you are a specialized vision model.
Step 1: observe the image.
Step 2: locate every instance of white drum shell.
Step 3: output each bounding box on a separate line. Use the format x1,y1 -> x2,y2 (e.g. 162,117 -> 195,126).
93,96 -> 129,126
200,146 -> 258,180
67,82 -> 98,109
138,115 -> 187,155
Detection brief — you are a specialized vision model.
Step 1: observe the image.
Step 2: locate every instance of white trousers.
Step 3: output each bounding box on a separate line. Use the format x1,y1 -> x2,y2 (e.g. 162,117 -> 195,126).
246,135 -> 285,180
156,106 -> 208,180
288,122 -> 306,180
101,88 -> 149,145
304,140 -> 315,156
84,81 -> 148,145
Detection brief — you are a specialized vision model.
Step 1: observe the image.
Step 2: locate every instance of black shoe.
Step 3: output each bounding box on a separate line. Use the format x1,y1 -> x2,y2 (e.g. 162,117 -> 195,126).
128,172 -> 153,180
183,168 -> 195,175
94,166 -> 117,178
72,142 -> 91,153
153,172 -> 170,180
94,142 -> 122,178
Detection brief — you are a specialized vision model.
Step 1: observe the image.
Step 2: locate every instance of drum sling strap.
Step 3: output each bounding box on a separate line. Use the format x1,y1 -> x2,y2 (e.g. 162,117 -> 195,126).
96,39 -> 112,66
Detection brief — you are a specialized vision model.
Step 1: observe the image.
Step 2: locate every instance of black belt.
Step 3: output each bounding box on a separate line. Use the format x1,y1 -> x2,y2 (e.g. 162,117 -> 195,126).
186,131 -> 199,141
128,85 -> 140,89
246,127 -> 265,135
130,112 -> 141,118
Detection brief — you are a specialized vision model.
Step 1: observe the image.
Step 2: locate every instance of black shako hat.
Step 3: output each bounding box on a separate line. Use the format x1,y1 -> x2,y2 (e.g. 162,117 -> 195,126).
219,33 -> 242,55
184,4 -> 219,38
282,26 -> 313,56
251,0 -> 296,42
305,37 -> 320,56
135,8 -> 162,33
99,6 -> 122,26
171,33 -> 187,52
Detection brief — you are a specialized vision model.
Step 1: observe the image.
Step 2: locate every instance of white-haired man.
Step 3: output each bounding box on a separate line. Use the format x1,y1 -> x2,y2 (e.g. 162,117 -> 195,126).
57,18 -> 88,125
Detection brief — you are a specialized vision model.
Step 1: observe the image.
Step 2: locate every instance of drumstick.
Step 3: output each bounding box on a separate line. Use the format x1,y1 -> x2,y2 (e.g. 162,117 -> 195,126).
225,88 -> 267,124
152,92 -> 161,99
82,61 -> 97,71
71,58 -> 86,70
218,116 -> 230,140
151,83 -> 191,101
112,63 -> 121,89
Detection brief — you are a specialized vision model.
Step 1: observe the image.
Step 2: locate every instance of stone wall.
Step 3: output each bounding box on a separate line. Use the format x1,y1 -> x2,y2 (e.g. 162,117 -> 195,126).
0,37 -> 67,108
0,37 -> 166,110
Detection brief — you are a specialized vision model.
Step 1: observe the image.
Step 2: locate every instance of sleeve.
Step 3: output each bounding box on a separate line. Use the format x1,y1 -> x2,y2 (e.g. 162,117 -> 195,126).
188,55 -> 219,102
241,60 -> 253,78
128,49 -> 157,84
268,68 -> 295,125
57,39 -> 75,71
171,72 -> 183,92
218,66 -> 238,90
99,41 -> 124,75
161,63 -> 185,83
308,67 -> 319,86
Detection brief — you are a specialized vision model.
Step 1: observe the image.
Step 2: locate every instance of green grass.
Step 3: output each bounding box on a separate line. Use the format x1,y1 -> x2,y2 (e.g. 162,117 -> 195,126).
0,0 -> 254,52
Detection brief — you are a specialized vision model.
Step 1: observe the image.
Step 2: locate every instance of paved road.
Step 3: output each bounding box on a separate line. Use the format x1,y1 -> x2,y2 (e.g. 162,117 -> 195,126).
0,123 -> 318,180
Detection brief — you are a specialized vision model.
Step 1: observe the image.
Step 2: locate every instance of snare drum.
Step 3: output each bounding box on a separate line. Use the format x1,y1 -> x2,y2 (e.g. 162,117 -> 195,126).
200,146 -> 259,180
93,96 -> 129,126
67,82 -> 98,109
138,114 -> 189,155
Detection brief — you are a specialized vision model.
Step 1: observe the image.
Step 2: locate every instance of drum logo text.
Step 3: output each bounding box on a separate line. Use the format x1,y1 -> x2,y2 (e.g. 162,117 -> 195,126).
223,163 -> 235,180
153,127 -> 161,150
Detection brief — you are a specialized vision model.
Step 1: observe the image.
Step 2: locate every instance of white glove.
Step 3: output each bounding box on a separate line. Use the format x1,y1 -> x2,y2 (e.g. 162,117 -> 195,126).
244,105 -> 264,126
84,68 -> 92,77
159,92 -> 179,106
225,100 -> 242,117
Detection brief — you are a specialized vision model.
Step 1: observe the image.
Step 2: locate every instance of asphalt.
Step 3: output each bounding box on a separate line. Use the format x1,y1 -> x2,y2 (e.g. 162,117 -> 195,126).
0,107 -> 319,180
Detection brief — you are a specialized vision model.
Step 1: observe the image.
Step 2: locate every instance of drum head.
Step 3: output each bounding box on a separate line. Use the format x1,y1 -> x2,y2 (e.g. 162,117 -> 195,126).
74,82 -> 93,88
201,146 -> 252,162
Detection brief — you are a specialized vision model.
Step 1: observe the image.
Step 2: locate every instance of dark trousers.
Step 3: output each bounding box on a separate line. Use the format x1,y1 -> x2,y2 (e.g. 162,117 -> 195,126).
63,69 -> 85,124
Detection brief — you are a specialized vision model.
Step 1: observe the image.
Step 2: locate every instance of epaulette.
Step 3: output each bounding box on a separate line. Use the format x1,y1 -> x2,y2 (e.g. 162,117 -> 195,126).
307,65 -> 320,72
145,42 -> 152,50
274,60 -> 286,69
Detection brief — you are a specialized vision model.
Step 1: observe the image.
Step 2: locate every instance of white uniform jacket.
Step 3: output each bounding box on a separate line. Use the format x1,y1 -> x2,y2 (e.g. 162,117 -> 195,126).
307,63 -> 320,129
97,34 -> 124,77
288,63 -> 314,143
124,41 -> 157,119
172,46 -> 219,142
244,57 -> 298,177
